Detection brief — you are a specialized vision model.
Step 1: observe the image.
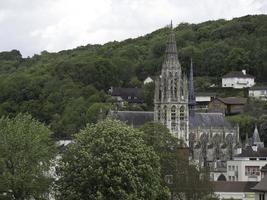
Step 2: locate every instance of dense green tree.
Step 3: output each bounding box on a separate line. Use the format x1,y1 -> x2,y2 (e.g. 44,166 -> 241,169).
227,114 -> 257,140
0,113 -> 55,200
56,119 -> 168,200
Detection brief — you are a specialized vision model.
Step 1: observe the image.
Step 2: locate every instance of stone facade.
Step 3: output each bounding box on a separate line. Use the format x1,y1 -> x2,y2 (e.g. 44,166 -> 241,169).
154,26 -> 189,144
154,25 -> 240,167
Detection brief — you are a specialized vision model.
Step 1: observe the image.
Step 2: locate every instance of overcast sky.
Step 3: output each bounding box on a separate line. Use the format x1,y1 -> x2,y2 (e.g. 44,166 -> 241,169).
0,0 -> 267,57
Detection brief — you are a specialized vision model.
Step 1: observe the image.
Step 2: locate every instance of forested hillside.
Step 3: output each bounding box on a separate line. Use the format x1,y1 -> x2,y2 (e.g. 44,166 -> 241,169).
1,14 -> 267,138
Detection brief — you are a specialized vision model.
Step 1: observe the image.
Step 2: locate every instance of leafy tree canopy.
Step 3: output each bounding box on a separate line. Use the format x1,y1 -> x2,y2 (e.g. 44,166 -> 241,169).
56,119 -> 169,200
0,113 -> 55,200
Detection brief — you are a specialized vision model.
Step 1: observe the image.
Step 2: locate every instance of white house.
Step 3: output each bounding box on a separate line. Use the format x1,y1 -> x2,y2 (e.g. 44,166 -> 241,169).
222,70 -> 255,89
195,92 -> 216,110
249,87 -> 267,100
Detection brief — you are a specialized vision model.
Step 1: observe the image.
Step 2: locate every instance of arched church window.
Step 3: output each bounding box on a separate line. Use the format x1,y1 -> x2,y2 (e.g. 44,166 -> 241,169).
157,105 -> 161,121
163,78 -> 167,99
171,123 -> 176,131
171,106 -> 176,122
171,80 -> 174,97
163,106 -> 167,125
180,106 -> 185,120
174,79 -> 177,98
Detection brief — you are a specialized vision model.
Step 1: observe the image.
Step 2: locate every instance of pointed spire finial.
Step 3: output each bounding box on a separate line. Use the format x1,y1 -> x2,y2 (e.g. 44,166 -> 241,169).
189,57 -> 196,115
170,20 -> 173,29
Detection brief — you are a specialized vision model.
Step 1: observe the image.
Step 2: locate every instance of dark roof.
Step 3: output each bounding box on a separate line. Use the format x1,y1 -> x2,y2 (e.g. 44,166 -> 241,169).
111,111 -> 154,127
249,86 -> 267,91
261,164 -> 267,172
213,181 -> 258,193
189,113 -> 232,129
235,146 -> 267,158
110,87 -> 141,97
252,176 -> 267,192
112,111 -> 233,130
216,97 -> 247,105
222,71 -> 254,78
196,92 -> 216,97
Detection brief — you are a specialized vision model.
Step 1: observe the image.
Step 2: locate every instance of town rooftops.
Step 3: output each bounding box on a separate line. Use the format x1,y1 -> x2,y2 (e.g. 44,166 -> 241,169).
261,164 -> 267,172
216,97 -> 247,105
252,176 -> 267,192
110,111 -> 153,128
235,146 -> 267,158
109,87 -> 141,97
222,71 -> 254,79
111,111 -> 234,130
189,112 -> 232,129
213,181 -> 258,193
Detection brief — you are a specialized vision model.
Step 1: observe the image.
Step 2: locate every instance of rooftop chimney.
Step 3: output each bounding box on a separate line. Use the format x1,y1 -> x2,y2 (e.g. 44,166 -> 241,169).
242,69 -> 246,75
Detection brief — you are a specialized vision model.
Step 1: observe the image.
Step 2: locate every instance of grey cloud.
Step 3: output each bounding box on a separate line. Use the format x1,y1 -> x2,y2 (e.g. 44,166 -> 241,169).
0,0 -> 265,57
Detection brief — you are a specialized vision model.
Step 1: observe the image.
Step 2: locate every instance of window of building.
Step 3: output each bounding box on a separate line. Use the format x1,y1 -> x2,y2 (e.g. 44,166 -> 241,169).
171,123 -> 176,131
157,105 -> 161,121
180,106 -> 185,120
245,166 -> 260,176
163,106 -> 167,125
171,106 -> 176,121
260,193 -> 265,200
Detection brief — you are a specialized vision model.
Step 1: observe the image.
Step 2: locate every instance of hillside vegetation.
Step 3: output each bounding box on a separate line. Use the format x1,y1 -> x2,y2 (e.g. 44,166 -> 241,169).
1,14 -> 267,138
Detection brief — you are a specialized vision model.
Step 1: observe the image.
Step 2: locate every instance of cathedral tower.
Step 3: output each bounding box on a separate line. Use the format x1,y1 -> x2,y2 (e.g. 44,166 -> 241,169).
154,24 -> 189,143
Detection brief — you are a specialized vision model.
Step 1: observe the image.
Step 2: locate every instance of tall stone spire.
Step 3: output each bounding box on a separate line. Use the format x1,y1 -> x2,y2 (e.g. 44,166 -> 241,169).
162,22 -> 181,71
189,58 -> 196,115
154,22 -> 189,145
252,125 -> 264,148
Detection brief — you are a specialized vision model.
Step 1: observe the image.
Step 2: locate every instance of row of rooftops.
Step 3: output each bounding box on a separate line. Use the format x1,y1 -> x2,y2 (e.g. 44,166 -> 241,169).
222,70 -> 254,79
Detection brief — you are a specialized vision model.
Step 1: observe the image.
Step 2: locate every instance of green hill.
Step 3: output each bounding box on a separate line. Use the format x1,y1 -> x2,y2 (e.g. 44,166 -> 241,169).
1,14 -> 267,138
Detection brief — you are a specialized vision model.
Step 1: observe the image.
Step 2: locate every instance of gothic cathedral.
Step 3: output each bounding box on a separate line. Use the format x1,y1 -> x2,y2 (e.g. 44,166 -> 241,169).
154,25 -> 189,144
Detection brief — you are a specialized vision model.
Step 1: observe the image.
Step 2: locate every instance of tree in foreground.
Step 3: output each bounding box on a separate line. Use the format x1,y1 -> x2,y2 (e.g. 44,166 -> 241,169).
56,119 -> 168,200
140,122 -> 215,200
0,113 -> 55,200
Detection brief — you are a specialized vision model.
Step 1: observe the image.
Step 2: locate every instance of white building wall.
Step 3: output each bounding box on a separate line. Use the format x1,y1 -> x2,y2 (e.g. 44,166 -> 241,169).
249,90 -> 267,100
227,159 -> 267,182
196,96 -> 211,102
222,77 -> 255,89
254,192 -> 267,200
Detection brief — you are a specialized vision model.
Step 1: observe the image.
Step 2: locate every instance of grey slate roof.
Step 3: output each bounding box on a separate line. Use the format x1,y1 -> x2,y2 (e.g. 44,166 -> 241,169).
189,113 -> 232,129
112,111 -> 233,130
261,164 -> 267,172
111,111 -> 154,128
213,181 -> 258,192
110,87 -> 141,97
222,71 -> 254,78
235,146 -> 267,158
252,176 -> 267,192
216,97 -> 247,105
